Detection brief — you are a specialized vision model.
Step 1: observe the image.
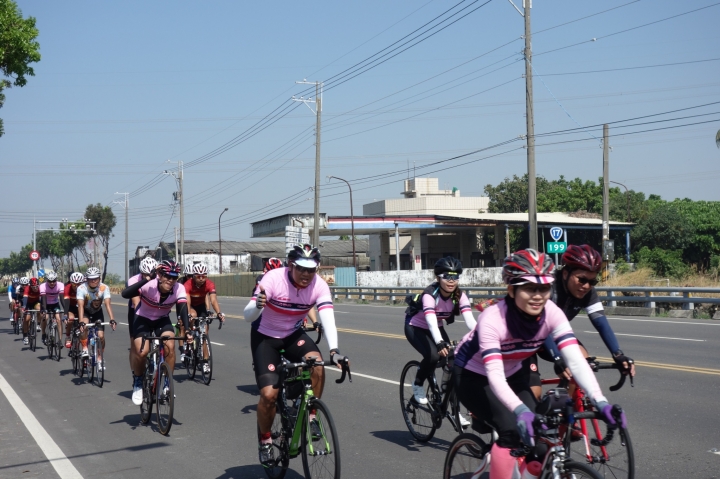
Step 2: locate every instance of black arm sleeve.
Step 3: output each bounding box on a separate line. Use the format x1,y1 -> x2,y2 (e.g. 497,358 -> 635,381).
41,295 -> 47,311
121,277 -> 149,299
63,297 -> 69,313
176,302 -> 189,331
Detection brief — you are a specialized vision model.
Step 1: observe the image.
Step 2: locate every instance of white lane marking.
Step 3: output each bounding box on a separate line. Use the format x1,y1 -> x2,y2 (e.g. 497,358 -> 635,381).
0,371 -> 83,478
210,342 -> 225,346
324,367 -> 410,386
583,331 -> 705,342
607,317 -> 720,326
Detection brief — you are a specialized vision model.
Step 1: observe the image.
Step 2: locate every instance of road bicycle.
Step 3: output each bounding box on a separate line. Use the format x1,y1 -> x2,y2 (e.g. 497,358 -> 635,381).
68,319 -> 84,377
139,335 -> 183,435
25,310 -> 40,352
262,351 -> 351,479
11,301 -> 21,335
183,313 -> 222,385
399,342 -> 476,443
87,321 -> 111,387
443,390 -> 621,479
44,309 -> 63,362
542,357 -> 635,479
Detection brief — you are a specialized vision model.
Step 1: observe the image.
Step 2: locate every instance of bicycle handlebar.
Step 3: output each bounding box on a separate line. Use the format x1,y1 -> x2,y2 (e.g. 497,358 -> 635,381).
303,322 -> 323,344
586,356 -> 634,391
190,313 -> 223,330
139,335 -> 184,354
333,355 -> 352,384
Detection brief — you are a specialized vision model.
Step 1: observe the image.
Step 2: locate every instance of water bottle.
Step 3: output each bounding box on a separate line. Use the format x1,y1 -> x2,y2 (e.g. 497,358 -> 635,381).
89,335 -> 95,347
520,460 -> 542,479
440,356 -> 454,392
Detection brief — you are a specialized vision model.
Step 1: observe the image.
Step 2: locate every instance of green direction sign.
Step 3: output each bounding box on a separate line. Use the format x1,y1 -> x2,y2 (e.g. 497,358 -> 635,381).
547,242 -> 567,254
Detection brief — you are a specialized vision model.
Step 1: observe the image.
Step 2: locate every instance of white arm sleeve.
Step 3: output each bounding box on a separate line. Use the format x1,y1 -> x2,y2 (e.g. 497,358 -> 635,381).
461,310 -> 477,331
424,312 -> 444,344
243,300 -> 262,323
318,307 -> 339,351
8,290 -> 12,302
560,343 -> 608,405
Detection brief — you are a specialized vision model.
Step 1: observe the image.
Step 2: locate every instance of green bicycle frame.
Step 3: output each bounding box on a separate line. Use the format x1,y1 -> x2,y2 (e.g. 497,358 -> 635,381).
286,370 -> 332,458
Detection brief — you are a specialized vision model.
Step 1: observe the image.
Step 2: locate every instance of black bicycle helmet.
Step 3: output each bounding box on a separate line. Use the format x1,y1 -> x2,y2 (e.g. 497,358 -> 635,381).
287,244 -> 321,268
434,256 -> 463,276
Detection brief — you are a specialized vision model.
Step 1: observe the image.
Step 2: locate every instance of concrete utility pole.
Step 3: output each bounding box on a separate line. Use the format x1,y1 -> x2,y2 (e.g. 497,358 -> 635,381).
113,192 -> 129,281
174,227 -> 178,261
218,207 -> 228,274
293,81 -> 323,246
165,161 -> 184,265
602,124 -> 610,242
524,0 -> 538,249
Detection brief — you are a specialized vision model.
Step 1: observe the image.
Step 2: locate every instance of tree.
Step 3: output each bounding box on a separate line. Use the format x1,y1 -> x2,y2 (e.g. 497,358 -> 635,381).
84,204 -> 117,281
0,0 -> 41,137
631,203 -> 695,254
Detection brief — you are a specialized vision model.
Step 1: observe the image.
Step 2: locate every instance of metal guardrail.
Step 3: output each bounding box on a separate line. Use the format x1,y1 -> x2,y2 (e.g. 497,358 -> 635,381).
329,286 -> 720,309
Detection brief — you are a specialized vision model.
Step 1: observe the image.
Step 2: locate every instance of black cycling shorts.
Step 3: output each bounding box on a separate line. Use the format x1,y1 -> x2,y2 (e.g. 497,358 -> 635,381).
190,304 -> 209,318
82,309 -> 105,331
133,315 -> 174,339
127,306 -> 135,338
251,328 -> 320,390
46,303 -> 63,313
66,305 -> 79,318
523,339 -> 588,388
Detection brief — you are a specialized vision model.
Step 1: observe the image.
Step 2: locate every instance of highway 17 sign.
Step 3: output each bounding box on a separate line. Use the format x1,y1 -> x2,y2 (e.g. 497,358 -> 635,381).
549,227 -> 564,242
29,250 -> 40,261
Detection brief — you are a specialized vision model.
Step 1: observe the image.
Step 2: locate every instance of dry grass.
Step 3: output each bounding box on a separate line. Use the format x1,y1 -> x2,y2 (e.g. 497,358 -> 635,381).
604,267 -> 720,288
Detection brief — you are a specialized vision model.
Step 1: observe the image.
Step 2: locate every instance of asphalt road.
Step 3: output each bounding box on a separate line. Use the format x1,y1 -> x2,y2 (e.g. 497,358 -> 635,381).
0,295 -> 719,479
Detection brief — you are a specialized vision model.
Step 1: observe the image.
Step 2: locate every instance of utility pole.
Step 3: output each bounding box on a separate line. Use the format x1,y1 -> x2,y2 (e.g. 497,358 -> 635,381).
524,0 -> 537,249
165,161 -> 184,265
174,227 -> 178,261
113,192 -> 129,281
602,124 -> 610,281
293,81 -> 323,246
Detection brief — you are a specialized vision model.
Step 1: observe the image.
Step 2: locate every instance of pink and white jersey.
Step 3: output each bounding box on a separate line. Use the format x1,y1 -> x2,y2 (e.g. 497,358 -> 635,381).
136,278 -> 187,320
253,267 -> 333,338
407,291 -> 472,329
127,273 -> 142,286
455,299 -> 578,378
40,281 -> 64,304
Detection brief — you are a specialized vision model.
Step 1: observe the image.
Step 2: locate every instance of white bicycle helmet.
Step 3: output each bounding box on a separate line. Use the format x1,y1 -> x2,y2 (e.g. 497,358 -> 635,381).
192,263 -> 208,275
85,267 -> 101,279
45,271 -> 58,282
140,257 -> 159,275
69,272 -> 85,284
19,276 -> 30,285
183,263 -> 193,275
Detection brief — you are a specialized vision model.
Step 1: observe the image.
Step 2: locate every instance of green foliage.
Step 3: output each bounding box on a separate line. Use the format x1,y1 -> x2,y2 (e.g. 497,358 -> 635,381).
631,203 -> 695,251
614,257 -> 631,275
84,204 -> 117,281
634,247 -> 691,279
0,0 -> 41,137
104,272 -> 122,285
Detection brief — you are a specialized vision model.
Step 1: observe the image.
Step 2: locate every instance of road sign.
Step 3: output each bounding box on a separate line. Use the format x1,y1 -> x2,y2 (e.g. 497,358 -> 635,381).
547,242 -> 567,254
285,226 -> 309,234
29,250 -> 40,261
549,227 -> 564,242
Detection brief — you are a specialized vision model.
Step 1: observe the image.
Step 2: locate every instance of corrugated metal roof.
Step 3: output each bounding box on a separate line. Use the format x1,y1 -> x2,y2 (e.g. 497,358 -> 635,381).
156,239 -> 368,257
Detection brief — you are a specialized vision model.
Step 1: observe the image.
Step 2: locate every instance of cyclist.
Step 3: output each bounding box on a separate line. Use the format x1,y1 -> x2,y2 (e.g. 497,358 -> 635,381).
76,267 -> 117,366
526,244 -> 636,401
39,271 -> 64,346
404,257 -> 476,416
127,258 -> 158,339
181,263 -> 194,284
7,277 -> 20,326
453,249 -> 626,478
243,244 -> 346,467
181,263 -> 225,367
121,260 -> 192,406
21,277 -> 41,346
255,257 -> 283,286
63,272 -> 85,348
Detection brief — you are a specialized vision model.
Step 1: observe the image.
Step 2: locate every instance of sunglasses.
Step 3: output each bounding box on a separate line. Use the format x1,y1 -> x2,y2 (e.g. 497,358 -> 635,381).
294,265 -> 318,275
439,273 -> 460,281
574,275 -> 599,286
48,280 -> 57,284
161,273 -> 179,281
518,284 -> 553,295
194,275 -> 207,279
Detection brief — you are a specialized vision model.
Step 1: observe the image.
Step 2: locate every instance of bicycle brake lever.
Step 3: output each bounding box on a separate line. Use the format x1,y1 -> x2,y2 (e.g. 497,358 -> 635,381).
608,373 -> 626,392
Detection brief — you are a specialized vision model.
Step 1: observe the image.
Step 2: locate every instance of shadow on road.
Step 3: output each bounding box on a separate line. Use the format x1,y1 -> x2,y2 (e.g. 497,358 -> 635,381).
237,384 -> 259,396
241,404 -> 257,414
370,429 -> 451,452
217,464 -> 305,479
109,413 -> 182,433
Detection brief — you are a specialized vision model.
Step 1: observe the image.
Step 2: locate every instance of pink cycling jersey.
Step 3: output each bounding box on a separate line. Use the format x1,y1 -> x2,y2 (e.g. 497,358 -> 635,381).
127,273 -> 142,286
253,267 -> 333,338
407,291 -> 472,329
455,299 -> 603,411
136,278 -> 187,320
40,281 -> 64,304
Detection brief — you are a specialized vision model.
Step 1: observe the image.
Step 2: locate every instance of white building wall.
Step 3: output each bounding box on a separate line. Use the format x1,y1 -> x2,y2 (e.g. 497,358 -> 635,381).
181,253 -> 251,275
356,267 -> 502,287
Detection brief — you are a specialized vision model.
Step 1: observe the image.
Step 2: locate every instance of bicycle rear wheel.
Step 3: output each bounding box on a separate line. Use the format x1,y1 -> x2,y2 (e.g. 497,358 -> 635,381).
47,326 -> 56,360
567,413 -> 635,479
156,362 -> 174,435
399,360 -> 437,442
200,336 -> 212,385
29,318 -> 36,352
301,398 -> 340,479
52,322 -> 62,361
140,360 -> 153,425
559,461 -> 605,479
71,337 -> 80,375
443,433 -> 491,479
13,312 -> 20,334
184,343 -> 196,379
261,404 -> 290,479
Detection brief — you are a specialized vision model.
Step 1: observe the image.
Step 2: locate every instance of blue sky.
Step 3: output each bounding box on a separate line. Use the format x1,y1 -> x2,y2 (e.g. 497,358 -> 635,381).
2,0 -> 719,277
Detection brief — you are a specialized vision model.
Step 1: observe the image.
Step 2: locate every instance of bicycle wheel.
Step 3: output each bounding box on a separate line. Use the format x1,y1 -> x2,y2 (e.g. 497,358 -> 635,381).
13,312 -> 20,334
301,398 -> 340,479
399,360 -> 437,442
200,336 -> 213,385
54,322 -> 62,361
71,338 -> 80,375
140,361 -> 153,425
261,404 -> 290,479
184,343 -> 196,379
93,341 -> 104,388
443,433 -> 491,479
29,318 -> 36,352
46,326 -> 56,360
559,461 -> 605,479
567,415 -> 635,479
156,362 -> 174,435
